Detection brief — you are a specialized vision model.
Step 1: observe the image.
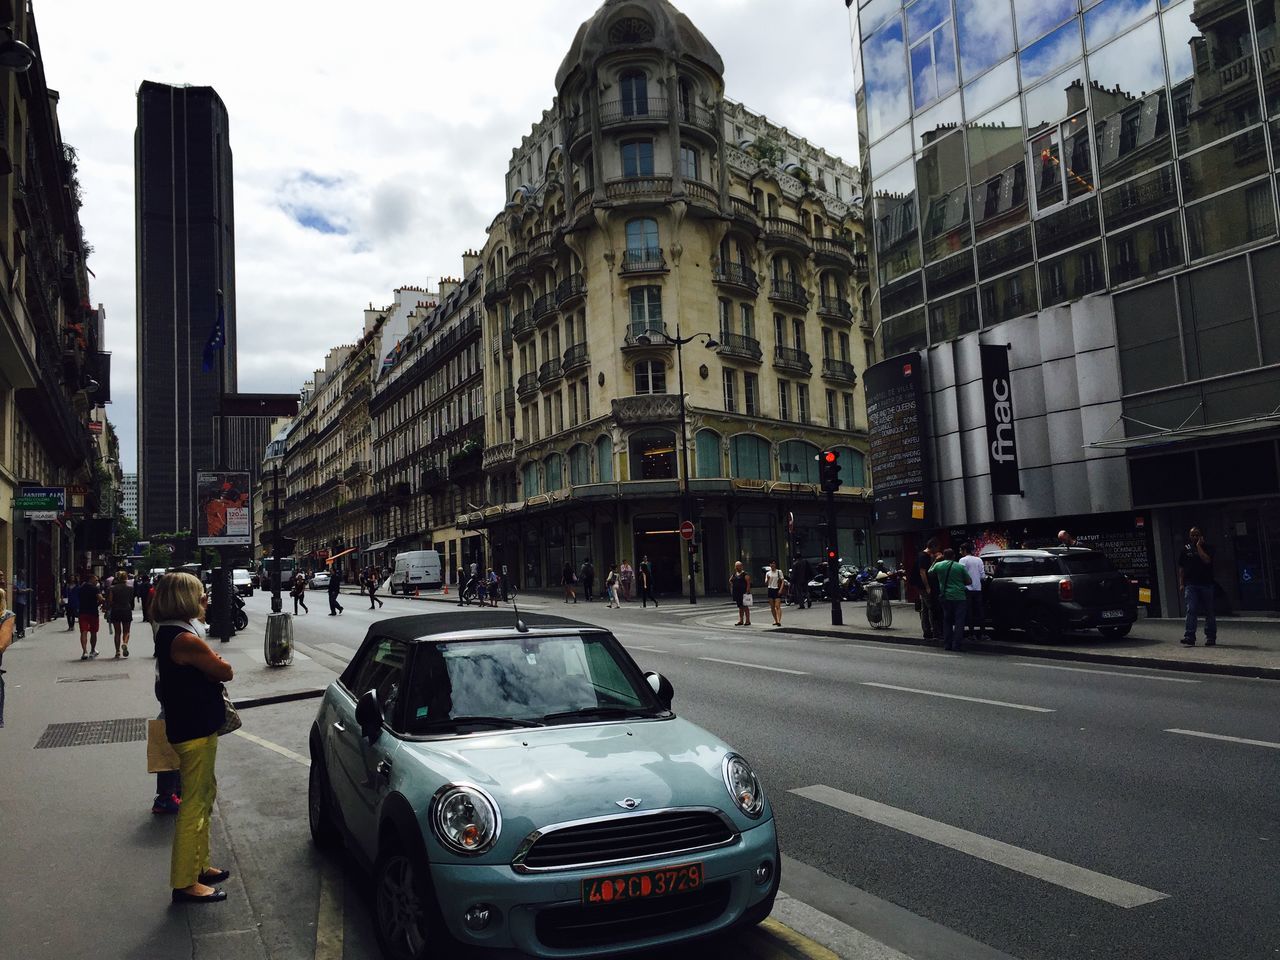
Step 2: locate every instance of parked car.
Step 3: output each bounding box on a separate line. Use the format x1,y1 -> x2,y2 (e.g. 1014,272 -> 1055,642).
982,547 -> 1138,642
232,568 -> 254,597
309,571 -> 331,590
308,612 -> 779,959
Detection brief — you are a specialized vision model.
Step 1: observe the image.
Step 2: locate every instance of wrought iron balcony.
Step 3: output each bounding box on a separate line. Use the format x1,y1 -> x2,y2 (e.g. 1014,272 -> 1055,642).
853,251 -> 869,280
612,394 -> 682,426
343,459 -> 371,479
821,358 -> 857,384
773,346 -> 813,376
538,358 -> 564,388
599,98 -> 670,128
620,246 -> 667,275
623,322 -> 670,348
503,386 -> 516,411
512,309 -> 536,340
715,332 -> 763,363
557,273 -> 587,307
517,372 -> 540,399
676,102 -> 718,133
562,342 -> 590,373
817,296 -> 854,324
713,262 -> 759,294
483,274 -> 508,304
769,279 -> 810,309
533,293 -> 558,325
813,237 -> 857,267
508,250 -> 530,278
529,231 -> 555,262
730,196 -> 760,226
763,216 -> 811,250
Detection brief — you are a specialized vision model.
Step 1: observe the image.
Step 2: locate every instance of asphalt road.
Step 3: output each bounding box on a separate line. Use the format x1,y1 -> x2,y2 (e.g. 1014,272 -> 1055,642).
239,588 -> 1280,960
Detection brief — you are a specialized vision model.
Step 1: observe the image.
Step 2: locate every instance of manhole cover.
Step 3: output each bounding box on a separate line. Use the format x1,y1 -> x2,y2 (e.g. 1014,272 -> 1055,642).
56,674 -> 130,683
34,718 -> 148,749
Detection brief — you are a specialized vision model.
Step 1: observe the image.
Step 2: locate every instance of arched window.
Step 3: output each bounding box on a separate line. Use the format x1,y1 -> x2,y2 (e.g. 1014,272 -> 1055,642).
677,77 -> 694,122
836,447 -> 867,488
595,435 -> 615,483
568,444 -> 591,486
730,434 -> 772,480
521,461 -> 542,497
633,359 -> 667,395
629,430 -> 678,480
625,218 -> 660,264
619,70 -> 649,116
778,439 -> 820,484
545,453 -> 564,492
695,429 -> 723,478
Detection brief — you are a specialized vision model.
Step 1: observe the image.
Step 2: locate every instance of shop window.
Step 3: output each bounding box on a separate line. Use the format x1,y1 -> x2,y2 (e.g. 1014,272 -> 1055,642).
629,430 -> 678,481
730,434 -> 772,480
695,429 -> 723,478
595,435 -> 614,483
779,439 -> 820,484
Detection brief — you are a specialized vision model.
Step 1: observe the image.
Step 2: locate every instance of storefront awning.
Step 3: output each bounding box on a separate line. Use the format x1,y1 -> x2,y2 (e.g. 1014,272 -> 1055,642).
1088,406 -> 1280,450
363,539 -> 394,553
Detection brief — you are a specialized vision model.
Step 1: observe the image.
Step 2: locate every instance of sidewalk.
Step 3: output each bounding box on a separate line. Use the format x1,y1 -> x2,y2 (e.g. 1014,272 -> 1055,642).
0,614 -> 333,960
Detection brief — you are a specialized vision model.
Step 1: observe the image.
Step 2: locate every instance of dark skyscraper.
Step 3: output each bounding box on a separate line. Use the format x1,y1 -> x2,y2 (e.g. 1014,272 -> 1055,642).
135,81 -> 237,537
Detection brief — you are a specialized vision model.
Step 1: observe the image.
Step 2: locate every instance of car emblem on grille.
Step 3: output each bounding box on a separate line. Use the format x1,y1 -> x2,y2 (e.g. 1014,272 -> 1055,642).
615,797 -> 643,810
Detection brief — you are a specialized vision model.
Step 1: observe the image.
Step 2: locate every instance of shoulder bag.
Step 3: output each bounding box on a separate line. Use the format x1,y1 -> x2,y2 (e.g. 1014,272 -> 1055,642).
217,685 -> 242,736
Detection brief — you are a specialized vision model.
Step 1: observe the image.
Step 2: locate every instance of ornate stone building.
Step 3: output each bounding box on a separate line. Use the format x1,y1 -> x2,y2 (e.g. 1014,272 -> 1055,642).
466,0 -> 871,596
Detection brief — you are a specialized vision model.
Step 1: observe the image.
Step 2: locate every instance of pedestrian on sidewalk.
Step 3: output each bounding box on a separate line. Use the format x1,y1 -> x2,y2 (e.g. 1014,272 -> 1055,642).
620,559 -> 634,602
77,572 -> 102,660
63,576 -> 79,630
731,562 -> 753,626
562,561 -> 577,604
639,556 -> 658,607
108,569 -> 135,659
916,538 -> 941,643
580,558 -> 595,602
790,555 -> 812,609
486,568 -> 500,607
0,589 -> 15,728
291,573 -> 309,615
959,542 -> 987,644
605,565 -> 621,608
765,560 -> 785,627
153,572 -> 234,904
366,568 -> 384,610
1179,526 -> 1217,647
929,548 -> 972,652
13,572 -> 29,638
327,565 -> 344,616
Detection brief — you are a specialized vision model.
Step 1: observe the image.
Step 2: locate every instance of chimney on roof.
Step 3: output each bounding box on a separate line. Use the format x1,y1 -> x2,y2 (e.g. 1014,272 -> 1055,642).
463,249 -> 482,275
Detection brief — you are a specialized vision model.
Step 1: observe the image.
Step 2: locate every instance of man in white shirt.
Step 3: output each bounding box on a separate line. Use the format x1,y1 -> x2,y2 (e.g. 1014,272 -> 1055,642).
959,542 -> 987,644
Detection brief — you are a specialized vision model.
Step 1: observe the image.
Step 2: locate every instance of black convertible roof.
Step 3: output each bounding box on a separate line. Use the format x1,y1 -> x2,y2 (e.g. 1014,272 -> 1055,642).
363,611 -> 594,643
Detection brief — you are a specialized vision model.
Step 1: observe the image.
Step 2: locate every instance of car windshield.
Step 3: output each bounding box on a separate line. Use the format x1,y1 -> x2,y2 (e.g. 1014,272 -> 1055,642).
1059,553 -> 1116,575
403,633 -> 662,732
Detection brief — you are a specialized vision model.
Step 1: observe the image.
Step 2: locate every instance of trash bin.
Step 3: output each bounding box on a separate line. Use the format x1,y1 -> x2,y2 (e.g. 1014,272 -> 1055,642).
264,612 -> 294,667
865,582 -> 893,629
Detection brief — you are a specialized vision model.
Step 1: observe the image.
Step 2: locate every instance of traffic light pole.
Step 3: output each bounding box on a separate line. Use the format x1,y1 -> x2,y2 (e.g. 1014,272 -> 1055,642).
826,487 -> 843,626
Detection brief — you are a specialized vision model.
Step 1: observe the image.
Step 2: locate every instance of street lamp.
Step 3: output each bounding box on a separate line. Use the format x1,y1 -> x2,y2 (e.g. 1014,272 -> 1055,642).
634,324 -> 719,604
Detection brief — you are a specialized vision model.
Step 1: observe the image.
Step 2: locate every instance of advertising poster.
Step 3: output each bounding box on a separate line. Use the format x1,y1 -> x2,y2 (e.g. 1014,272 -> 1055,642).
196,471 -> 252,546
865,352 -> 930,531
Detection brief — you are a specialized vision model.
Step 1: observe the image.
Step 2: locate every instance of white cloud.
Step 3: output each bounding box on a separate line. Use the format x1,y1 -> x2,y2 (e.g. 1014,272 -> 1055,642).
36,0 -> 859,472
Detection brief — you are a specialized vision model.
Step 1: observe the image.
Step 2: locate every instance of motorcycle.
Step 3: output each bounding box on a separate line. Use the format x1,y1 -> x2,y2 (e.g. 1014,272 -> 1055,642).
231,593 -> 248,632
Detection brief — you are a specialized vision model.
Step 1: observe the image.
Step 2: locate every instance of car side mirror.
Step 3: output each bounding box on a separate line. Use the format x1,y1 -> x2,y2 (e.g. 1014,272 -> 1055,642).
645,671 -> 674,709
355,689 -> 383,742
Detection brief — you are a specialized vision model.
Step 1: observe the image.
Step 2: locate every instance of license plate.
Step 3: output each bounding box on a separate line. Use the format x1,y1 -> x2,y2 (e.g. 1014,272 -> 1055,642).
582,862 -> 704,905
1101,609 -> 1125,619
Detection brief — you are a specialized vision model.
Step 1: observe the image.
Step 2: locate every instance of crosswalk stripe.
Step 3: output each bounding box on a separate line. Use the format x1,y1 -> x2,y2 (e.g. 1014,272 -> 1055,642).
792,784 -> 1168,908
861,682 -> 1054,713
1166,728 -> 1280,750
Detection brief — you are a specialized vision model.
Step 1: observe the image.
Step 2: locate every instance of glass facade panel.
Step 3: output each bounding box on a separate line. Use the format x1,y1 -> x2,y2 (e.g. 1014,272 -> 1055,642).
1114,277 -> 1183,392
1101,163 -> 1178,231
1084,0 -> 1156,49
870,122 -> 914,174
976,224 -> 1034,278
1023,64 -> 1086,131
881,271 -> 926,316
1176,257 -> 1260,379
1014,0 -> 1077,45
917,130 -> 973,262
1020,19 -> 1084,87
1178,129 -> 1269,203
964,57 -> 1019,118
1251,245 -> 1280,364
909,4 -> 959,110
1039,242 -> 1105,305
928,288 -> 980,340
1185,179 -> 1276,259
873,160 -> 922,284
980,264 -> 1038,323
914,92 -> 964,152
1035,195 -> 1102,256
1089,19 -> 1172,189
861,0 -> 903,36
955,0 -> 1016,80
883,307 -> 928,355
865,16 -> 912,142
925,248 -> 978,298
969,99 -> 1030,240
1107,211 -> 1184,282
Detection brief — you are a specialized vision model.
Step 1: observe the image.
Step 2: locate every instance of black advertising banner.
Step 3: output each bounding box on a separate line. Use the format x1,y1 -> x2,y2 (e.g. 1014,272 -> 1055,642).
980,344 -> 1020,496
865,352 -> 929,531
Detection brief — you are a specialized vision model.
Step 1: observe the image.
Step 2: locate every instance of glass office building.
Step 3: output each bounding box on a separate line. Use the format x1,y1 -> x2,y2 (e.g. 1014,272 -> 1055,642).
847,0 -> 1280,616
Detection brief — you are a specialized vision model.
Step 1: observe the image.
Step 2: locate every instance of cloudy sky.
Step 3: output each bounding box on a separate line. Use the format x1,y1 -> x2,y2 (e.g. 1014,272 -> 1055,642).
35,0 -> 859,473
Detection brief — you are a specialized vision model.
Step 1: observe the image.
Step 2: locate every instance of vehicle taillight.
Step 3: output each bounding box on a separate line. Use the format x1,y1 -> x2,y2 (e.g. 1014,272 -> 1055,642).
1058,579 -> 1073,601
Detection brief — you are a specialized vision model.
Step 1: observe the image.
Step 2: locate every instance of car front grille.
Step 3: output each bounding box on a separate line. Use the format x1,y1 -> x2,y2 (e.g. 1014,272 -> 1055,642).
513,809 -> 738,872
535,880 -> 731,949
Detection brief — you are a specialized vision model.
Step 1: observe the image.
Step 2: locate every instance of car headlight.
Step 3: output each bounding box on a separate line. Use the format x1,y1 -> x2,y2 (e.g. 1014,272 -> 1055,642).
431,784 -> 501,855
722,754 -> 765,819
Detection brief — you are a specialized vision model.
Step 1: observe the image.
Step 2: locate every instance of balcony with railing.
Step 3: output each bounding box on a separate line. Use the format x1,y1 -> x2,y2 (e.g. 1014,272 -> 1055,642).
769,278 -> 811,309
813,237 -> 857,267
676,102 -> 718,134
507,250 -> 530,278
763,216 -> 811,250
730,196 -> 760,226
715,332 -> 763,363
512,309 -> 536,340
556,273 -> 587,307
533,292 -> 558,325
817,296 -> 854,324
562,342 -> 590,373
773,346 -> 813,376
605,176 -> 673,203
343,459 -> 371,479
484,274 -> 508,304
821,358 -> 857,384
503,386 -> 516,411
713,261 -> 759,294
612,394 -> 683,426
501,322 -> 513,351
599,98 -> 670,128
623,321 -> 670,349
517,372 -> 540,400
538,358 -> 564,389
529,231 -> 555,262
484,440 -> 517,469
620,246 -> 667,275
684,178 -> 719,211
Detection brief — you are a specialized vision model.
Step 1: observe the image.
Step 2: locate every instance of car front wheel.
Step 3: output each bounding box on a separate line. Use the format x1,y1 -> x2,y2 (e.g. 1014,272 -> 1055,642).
374,845 -> 440,960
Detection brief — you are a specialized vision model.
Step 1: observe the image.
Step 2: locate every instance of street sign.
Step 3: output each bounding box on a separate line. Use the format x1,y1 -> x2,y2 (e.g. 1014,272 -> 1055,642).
16,487 -> 65,511
679,520 -> 695,541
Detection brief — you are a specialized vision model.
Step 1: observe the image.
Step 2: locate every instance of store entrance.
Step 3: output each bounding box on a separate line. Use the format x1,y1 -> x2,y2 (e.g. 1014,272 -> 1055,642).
1224,502 -> 1280,612
633,515 -> 682,596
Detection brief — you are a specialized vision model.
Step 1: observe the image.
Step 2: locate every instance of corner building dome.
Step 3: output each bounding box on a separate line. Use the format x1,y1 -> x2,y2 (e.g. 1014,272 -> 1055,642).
555,0 -> 725,90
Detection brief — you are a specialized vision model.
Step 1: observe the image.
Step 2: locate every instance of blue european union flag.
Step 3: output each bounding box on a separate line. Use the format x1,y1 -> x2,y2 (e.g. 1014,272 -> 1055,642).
202,300 -> 225,374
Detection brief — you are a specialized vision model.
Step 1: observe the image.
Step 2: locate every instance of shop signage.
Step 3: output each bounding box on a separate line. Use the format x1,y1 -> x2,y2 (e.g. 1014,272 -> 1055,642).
980,344 -> 1021,496
196,470 -> 252,547
87,420 -> 103,435
865,352 -> 929,531
16,486 -> 65,512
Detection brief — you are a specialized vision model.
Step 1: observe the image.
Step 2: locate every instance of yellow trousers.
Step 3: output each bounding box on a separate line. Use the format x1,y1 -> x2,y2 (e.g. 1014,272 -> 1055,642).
170,733 -> 218,889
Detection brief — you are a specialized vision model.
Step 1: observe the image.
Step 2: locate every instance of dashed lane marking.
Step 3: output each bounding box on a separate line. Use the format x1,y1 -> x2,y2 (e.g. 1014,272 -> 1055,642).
1015,662 -> 1200,683
627,645 -> 669,654
232,729 -> 310,766
700,657 -> 808,675
861,682 -> 1055,713
1166,728 -> 1280,750
792,784 -> 1168,909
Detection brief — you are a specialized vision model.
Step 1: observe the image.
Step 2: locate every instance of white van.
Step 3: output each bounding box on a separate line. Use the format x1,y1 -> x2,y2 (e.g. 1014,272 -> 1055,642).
389,550 -> 443,594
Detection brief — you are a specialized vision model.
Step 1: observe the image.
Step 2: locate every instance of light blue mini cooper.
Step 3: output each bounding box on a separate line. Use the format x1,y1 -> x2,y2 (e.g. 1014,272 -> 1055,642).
308,612 -> 780,958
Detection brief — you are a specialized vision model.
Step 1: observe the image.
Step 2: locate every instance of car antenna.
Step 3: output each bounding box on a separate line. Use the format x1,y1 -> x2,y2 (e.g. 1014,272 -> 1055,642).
511,591 -> 528,633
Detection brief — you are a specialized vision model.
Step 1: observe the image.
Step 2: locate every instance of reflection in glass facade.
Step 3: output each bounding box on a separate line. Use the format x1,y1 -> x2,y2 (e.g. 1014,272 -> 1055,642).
853,0 -> 1280,350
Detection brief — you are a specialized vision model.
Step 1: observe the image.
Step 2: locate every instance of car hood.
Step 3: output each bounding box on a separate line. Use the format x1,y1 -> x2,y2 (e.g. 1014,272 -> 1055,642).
399,717 -> 765,859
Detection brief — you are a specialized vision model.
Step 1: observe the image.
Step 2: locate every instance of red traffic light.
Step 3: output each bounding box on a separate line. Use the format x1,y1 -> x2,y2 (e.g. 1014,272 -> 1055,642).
822,451 -> 837,463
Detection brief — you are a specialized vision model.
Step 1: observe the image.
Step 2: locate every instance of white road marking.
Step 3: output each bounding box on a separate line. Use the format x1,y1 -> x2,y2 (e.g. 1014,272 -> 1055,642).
1166,728 -> 1280,750
861,682 -> 1054,713
700,657 -> 808,675
792,784 -> 1169,909
313,857 -> 344,960
232,729 -> 311,766
626,644 -> 669,654
1015,662 -> 1200,683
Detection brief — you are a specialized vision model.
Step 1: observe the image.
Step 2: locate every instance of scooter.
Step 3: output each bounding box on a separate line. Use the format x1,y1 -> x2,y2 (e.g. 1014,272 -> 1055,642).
231,593 -> 248,632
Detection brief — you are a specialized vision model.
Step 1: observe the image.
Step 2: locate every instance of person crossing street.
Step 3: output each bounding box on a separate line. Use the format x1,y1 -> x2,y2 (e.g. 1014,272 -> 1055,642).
366,568 -> 383,609
327,565 -> 344,616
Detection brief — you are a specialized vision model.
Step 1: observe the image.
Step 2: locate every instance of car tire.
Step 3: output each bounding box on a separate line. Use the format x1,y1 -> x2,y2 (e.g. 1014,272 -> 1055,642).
307,743 -> 341,851
374,837 -> 449,960
1025,611 -> 1062,644
1100,625 -> 1132,639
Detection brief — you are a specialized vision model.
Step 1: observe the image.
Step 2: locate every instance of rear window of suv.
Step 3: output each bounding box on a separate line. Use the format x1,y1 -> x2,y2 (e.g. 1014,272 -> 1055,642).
1059,553 -> 1116,575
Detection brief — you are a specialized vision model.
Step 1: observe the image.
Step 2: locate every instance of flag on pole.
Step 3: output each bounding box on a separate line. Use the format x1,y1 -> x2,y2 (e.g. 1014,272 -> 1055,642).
202,300 -> 226,374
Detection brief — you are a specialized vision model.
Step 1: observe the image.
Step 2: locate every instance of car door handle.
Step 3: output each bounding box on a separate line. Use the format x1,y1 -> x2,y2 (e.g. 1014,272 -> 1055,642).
376,759 -> 393,780
333,721 -> 347,733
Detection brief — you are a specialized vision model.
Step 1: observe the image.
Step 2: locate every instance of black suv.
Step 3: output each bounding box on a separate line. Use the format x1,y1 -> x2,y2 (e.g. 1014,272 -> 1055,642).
982,548 -> 1137,641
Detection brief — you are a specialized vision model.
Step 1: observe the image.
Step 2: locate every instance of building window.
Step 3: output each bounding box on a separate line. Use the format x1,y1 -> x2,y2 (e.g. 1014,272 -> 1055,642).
822,328 -> 834,360
596,435 -> 613,482
569,444 -> 590,485
580,380 -> 590,420
730,434 -> 772,480
680,146 -> 700,180
826,389 -> 837,427
624,217 -> 661,268
719,298 -> 732,336
620,70 -> 649,116
569,385 -> 579,425
778,381 -> 791,420
628,287 -> 663,337
773,313 -> 785,347
722,369 -> 738,413
779,439 -> 820,484
695,429 -> 723,478
621,140 -> 654,177
842,393 -> 853,432
629,430 -> 678,480
634,360 -> 667,395
740,303 -> 755,338
797,384 -> 810,424
744,372 -> 759,416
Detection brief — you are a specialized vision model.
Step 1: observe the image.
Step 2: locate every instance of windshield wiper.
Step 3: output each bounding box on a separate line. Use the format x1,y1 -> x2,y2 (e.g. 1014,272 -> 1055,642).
541,706 -> 657,723
423,715 -> 545,730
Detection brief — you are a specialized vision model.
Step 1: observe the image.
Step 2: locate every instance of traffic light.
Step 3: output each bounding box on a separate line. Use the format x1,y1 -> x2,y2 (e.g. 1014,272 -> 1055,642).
819,449 -> 842,492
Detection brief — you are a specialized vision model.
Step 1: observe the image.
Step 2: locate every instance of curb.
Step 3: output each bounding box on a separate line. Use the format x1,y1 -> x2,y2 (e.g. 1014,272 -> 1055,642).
233,689 -> 327,710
